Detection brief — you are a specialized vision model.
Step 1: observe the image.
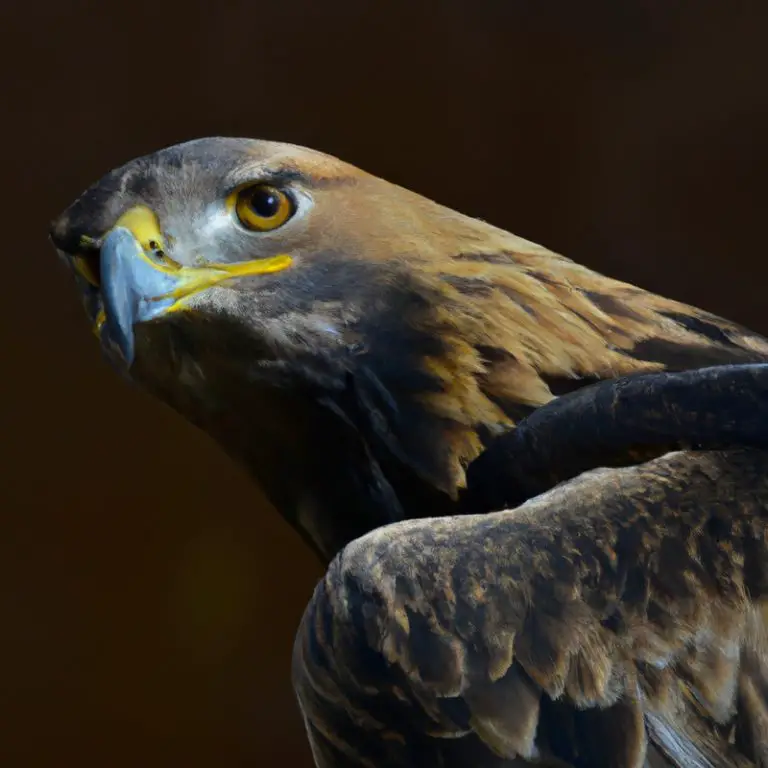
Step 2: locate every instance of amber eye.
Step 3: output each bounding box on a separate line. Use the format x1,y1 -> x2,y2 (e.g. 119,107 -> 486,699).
234,184 -> 295,232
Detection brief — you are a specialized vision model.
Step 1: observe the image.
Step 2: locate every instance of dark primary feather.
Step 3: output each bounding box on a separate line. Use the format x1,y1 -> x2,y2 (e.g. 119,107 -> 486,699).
462,363 -> 768,514
294,366 -> 768,768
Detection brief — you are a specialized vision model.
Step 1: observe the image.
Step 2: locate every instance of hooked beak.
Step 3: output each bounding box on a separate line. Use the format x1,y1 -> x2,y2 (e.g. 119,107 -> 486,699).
77,206 -> 292,367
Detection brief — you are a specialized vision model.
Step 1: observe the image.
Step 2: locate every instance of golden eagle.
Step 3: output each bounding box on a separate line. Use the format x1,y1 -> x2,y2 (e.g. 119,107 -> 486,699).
51,138 -> 768,766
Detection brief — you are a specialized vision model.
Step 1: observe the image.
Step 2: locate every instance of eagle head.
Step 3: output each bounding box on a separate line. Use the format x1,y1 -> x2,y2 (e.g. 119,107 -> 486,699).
50,137 -> 768,559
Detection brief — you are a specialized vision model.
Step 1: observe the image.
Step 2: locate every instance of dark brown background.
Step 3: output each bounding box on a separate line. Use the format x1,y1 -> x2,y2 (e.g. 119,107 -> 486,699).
3,1 -> 768,765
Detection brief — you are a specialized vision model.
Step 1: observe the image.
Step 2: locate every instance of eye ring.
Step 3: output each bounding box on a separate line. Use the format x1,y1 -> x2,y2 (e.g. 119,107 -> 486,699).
233,184 -> 295,232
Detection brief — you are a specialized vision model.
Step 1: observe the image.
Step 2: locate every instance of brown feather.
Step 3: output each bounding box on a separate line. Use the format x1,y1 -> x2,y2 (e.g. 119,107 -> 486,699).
295,449 -> 768,767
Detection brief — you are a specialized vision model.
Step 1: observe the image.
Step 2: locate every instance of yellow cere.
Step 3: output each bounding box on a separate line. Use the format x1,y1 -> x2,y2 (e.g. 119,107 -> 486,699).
114,205 -> 168,254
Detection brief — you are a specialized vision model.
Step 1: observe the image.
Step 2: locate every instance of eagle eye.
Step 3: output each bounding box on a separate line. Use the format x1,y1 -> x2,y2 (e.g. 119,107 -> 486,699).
233,184 -> 295,232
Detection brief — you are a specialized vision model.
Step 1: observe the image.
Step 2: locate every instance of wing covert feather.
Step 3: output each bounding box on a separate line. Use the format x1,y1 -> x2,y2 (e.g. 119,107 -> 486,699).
294,449 -> 768,766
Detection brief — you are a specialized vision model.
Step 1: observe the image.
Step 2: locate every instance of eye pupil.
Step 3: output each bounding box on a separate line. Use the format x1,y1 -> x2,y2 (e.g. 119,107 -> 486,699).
248,188 -> 281,218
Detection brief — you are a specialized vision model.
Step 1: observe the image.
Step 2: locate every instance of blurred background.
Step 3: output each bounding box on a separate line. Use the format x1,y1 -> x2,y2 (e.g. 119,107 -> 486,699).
2,1 -> 768,765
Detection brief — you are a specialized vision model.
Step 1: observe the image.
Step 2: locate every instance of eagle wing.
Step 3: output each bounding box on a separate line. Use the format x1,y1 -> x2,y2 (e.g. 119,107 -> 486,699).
463,363 -> 768,514
293,365 -> 768,767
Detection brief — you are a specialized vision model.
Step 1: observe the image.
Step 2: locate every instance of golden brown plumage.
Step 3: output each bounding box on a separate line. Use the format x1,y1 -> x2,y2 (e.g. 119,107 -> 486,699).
295,364 -> 768,767
297,446 -> 768,767
50,138 -> 768,765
